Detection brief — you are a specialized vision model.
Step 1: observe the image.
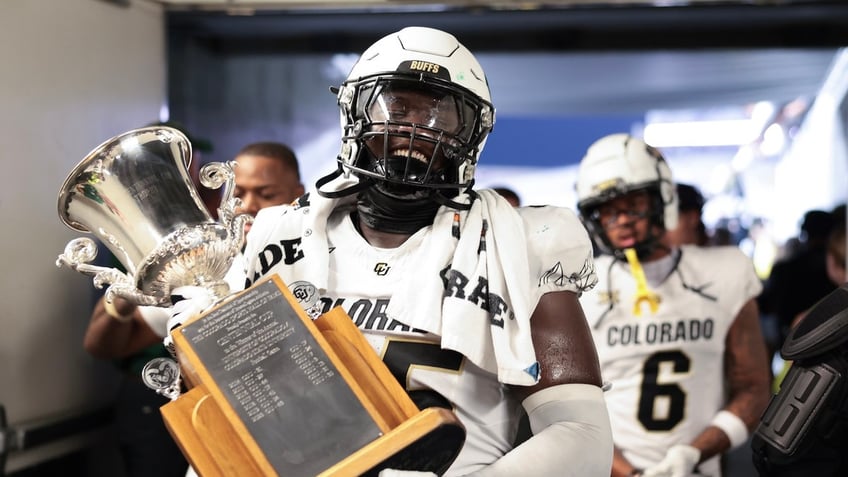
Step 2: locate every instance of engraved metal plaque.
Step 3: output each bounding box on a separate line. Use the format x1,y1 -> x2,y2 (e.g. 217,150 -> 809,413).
179,279 -> 383,477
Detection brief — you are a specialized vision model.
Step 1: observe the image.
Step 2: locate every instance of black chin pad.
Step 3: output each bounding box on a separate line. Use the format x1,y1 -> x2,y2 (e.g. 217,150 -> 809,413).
381,155 -> 433,183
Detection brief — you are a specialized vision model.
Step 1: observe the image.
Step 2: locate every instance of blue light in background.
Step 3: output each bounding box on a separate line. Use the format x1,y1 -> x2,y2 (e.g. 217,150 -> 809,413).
481,115 -> 644,168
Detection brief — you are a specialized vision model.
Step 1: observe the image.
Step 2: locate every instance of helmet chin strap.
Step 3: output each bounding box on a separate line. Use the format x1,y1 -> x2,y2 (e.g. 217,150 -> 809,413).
315,166 -> 373,199
431,181 -> 476,211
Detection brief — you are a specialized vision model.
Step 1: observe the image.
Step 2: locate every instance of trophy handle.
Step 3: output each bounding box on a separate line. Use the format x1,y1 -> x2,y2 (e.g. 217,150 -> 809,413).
199,161 -> 237,208
56,237 -> 160,306
199,161 -> 254,253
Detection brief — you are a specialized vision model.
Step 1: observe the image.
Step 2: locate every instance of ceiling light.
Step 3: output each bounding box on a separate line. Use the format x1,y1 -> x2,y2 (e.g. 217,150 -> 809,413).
644,119 -> 759,147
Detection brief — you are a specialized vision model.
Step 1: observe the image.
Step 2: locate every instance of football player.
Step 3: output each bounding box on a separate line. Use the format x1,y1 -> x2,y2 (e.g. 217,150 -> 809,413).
176,27 -> 613,476
574,134 -> 771,477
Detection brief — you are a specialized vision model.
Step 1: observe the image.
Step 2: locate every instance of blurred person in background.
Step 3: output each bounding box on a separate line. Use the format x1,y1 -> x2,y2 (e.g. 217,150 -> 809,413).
666,183 -> 708,247
230,142 -> 305,235
758,209 -> 836,362
491,185 -> 521,207
575,133 -> 770,477
769,204 -> 847,392
825,204 -> 846,287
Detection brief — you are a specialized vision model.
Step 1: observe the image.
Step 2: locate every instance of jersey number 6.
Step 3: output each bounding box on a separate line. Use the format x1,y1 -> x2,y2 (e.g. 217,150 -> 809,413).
638,350 -> 691,431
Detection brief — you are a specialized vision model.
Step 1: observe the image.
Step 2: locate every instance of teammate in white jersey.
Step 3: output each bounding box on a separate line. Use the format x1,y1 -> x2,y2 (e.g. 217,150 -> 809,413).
574,134 -> 771,477
230,27 -> 613,476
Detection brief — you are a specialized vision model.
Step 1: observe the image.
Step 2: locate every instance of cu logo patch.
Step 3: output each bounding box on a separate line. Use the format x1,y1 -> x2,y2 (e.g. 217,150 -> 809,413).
374,262 -> 391,276
288,281 -> 318,308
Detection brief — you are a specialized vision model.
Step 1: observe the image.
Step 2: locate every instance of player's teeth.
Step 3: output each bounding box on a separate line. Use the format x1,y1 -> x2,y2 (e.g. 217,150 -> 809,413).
390,150 -> 427,162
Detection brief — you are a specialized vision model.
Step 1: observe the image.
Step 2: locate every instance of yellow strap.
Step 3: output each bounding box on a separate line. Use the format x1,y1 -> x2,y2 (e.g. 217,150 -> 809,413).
623,248 -> 660,316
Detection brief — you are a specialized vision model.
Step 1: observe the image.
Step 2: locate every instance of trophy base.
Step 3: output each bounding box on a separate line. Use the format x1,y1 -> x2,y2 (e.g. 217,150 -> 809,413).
162,391 -> 463,477
162,275 -> 466,477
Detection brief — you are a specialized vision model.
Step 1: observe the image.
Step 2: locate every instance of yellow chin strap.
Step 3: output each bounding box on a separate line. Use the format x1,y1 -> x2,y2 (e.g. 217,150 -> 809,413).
623,248 -> 660,316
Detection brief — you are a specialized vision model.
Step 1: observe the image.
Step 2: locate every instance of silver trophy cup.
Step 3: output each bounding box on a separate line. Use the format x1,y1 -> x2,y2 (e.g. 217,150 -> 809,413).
56,126 -> 251,307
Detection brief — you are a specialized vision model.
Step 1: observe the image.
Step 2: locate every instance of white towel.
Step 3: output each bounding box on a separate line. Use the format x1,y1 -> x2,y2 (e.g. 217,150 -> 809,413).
290,182 -> 354,296
252,179 -> 540,386
386,189 -> 539,386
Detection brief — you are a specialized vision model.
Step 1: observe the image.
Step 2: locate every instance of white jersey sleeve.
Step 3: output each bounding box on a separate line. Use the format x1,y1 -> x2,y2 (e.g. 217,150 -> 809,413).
517,205 -> 598,297
241,202 -> 299,286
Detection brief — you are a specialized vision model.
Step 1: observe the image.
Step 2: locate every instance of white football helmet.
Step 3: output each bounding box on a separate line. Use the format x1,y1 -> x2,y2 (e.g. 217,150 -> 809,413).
333,26 -> 495,196
575,133 -> 678,256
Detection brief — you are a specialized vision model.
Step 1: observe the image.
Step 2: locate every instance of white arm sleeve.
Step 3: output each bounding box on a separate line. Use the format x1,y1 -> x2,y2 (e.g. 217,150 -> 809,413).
467,383 -> 613,477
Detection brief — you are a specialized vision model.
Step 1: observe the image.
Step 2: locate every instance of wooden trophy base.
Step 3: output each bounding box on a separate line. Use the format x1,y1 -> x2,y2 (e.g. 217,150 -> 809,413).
161,275 -> 465,477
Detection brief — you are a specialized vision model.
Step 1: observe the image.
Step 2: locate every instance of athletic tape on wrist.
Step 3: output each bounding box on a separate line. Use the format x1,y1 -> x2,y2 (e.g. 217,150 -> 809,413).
710,410 -> 748,449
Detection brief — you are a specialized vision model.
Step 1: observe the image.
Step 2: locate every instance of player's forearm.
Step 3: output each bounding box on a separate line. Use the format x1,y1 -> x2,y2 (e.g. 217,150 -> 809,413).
686,356 -> 770,462
688,424 -> 732,463
690,390 -> 768,463
724,381 -> 771,430
84,298 -> 134,358
468,384 -> 613,477
722,354 -> 771,437
706,361 -> 771,457
469,422 -> 613,477
83,297 -> 157,359
722,298 -> 771,428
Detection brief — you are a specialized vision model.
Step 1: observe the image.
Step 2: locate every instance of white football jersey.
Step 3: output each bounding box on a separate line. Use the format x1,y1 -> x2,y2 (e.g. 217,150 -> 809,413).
581,245 -> 762,477
243,195 -> 597,475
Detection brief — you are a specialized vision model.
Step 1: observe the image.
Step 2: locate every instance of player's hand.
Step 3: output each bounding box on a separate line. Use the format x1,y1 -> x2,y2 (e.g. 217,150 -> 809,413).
163,285 -> 215,356
377,470 -> 437,477
641,444 -> 700,477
